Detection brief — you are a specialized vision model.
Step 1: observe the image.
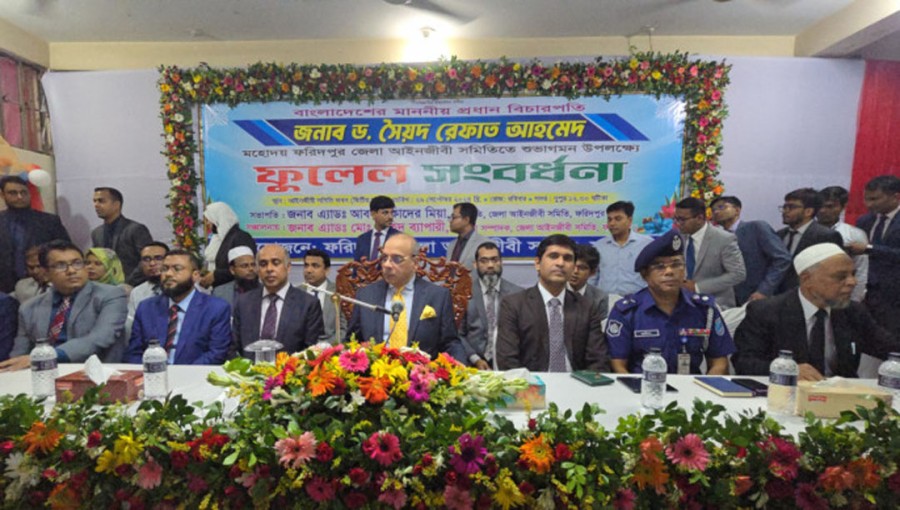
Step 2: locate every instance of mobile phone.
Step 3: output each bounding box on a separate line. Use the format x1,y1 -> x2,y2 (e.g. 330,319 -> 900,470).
571,371 -> 615,387
730,378 -> 768,397
616,376 -> 678,394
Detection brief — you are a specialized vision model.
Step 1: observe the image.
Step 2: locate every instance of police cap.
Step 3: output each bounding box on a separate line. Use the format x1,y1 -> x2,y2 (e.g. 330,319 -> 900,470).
634,229 -> 684,272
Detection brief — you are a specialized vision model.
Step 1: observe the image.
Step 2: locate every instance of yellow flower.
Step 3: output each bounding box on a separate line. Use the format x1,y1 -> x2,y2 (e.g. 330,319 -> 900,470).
691,189 -> 701,198
651,70 -> 662,80
414,82 -> 424,92
693,171 -> 705,182
694,152 -> 706,163
419,305 -> 437,320
493,469 -> 526,510
114,433 -> 143,465
629,58 -> 639,70
95,450 -> 117,473
160,83 -> 171,93
192,74 -> 202,83
370,358 -> 408,384
513,63 -> 521,71
169,163 -> 179,175
358,80 -> 367,90
164,124 -> 173,134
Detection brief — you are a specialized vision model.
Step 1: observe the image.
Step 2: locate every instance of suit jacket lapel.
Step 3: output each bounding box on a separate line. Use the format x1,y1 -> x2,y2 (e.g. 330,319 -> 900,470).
247,291 -> 263,341
784,292 -> 810,363
174,293 -> 201,363
276,288 -> 296,341
472,279 -> 487,320
526,287 -> 550,367
562,292 -> 578,360
695,229 -> 712,268
370,282 -> 388,341
408,279 -> 428,342
67,283 -> 93,333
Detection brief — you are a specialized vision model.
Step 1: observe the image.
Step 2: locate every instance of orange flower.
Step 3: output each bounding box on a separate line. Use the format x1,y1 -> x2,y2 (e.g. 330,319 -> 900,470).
526,80 -> 537,91
281,83 -> 290,93
697,99 -> 710,111
713,185 -> 724,195
434,81 -> 446,93
48,481 -> 80,510
347,71 -> 358,82
358,376 -> 391,404
407,68 -> 418,81
519,434 -> 555,474
819,466 -> 854,492
293,71 -> 303,81
550,66 -> 561,79
632,457 -> 669,494
733,475 -> 753,496
640,436 -> 664,460
22,421 -> 63,455
470,65 -> 482,79
306,364 -> 340,397
848,458 -> 880,490
484,75 -> 498,88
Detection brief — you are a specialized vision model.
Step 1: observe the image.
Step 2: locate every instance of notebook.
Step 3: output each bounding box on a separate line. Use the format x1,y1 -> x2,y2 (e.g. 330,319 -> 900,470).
693,377 -> 755,398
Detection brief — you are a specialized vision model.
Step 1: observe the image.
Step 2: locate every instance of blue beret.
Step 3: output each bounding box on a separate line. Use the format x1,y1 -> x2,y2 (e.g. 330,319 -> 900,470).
634,229 -> 684,272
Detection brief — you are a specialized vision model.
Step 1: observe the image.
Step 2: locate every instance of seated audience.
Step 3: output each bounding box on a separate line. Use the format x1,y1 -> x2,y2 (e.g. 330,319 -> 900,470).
86,247 -> 128,290
590,200 -> 652,296
607,230 -> 734,375
212,246 -> 259,307
460,241 -> 523,370
91,187 -> 153,286
302,248 -> 346,345
777,187 -> 843,293
818,186 -> 868,302
569,244 -> 610,316
200,202 -> 256,289
0,292 -> 17,362
710,195 -> 791,305
233,244 -> 324,357
733,244 -> 899,380
346,233 -> 466,361
495,234 -> 609,372
127,250 -> 231,365
12,245 -> 51,304
675,197 -> 746,309
0,240 -> 127,371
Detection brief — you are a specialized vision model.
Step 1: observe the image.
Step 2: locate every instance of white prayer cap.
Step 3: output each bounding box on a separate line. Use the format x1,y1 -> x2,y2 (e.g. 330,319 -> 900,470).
793,243 -> 847,275
227,246 -> 254,263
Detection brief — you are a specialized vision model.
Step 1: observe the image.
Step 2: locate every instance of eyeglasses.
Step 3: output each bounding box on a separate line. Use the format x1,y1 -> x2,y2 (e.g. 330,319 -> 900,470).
673,215 -> 696,224
141,255 -> 166,263
381,254 -> 412,265
647,260 -> 685,272
778,204 -> 804,212
49,260 -> 85,273
477,256 -> 500,264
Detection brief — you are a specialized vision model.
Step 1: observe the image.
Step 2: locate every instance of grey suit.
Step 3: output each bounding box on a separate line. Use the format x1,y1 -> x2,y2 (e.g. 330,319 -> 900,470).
91,216 -> 153,286
460,277 -> 523,364
212,281 -> 237,307
11,281 -> 127,362
307,280 -> 347,345
579,284 -> 610,318
686,225 -> 746,309
446,231 -> 491,270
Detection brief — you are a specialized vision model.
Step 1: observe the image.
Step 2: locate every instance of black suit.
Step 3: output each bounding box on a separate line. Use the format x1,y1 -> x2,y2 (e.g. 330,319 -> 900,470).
733,290 -> 899,377
857,212 -> 900,336
353,227 -> 400,262
0,209 -> 71,293
91,216 -> 153,286
232,285 -> 325,357
776,222 -> 843,293
495,286 -> 609,372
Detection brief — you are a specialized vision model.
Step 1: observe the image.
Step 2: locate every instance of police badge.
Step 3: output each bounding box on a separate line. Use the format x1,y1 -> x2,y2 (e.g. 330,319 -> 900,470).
607,320 -> 623,337
671,235 -> 682,251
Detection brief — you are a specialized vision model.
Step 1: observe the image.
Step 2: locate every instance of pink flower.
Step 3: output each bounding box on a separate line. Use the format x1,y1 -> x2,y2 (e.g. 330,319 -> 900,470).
711,90 -> 722,101
665,434 -> 709,472
613,488 -> 636,510
362,432 -> 402,467
407,376 -> 430,402
378,489 -> 408,509
689,65 -> 699,77
137,460 -> 163,490
447,68 -> 458,79
794,483 -> 829,510
448,433 -> 487,475
443,484 -> 473,510
306,476 -> 336,502
274,431 -> 317,469
338,349 -> 369,372
698,116 -> 709,128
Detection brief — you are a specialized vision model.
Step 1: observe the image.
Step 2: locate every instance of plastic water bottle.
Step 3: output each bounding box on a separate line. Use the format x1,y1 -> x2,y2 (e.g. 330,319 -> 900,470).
641,348 -> 667,410
877,352 -> 900,412
30,339 -> 58,399
142,339 -> 168,400
768,350 -> 799,416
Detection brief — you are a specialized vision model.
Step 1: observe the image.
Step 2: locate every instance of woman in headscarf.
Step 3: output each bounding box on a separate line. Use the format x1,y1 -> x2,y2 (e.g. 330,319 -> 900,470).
85,248 -> 130,293
200,201 -> 256,288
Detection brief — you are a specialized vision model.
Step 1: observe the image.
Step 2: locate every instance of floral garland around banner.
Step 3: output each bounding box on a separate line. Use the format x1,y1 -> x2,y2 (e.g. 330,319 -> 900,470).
158,52 -> 730,249
2,343 -> 900,509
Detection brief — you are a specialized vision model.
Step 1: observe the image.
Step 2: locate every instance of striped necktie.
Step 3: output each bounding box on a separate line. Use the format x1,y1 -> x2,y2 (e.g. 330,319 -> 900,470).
47,296 -> 72,345
165,305 -> 179,353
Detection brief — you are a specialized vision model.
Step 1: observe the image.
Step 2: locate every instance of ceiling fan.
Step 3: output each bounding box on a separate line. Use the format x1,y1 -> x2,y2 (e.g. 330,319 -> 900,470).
381,0 -> 475,24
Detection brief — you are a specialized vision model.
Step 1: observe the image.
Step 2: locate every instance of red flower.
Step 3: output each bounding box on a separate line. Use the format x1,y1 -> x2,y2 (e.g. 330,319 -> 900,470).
348,467 -> 369,486
848,458 -> 880,489
316,442 -> 334,463
171,451 -> 190,470
794,483 -> 828,510
819,465 -> 854,492
0,440 -> 14,455
734,475 -> 752,496
518,481 -> 535,495
613,488 -> 636,510
889,472 -> 900,493
362,432 -> 402,467
60,450 -> 76,463
305,476 -> 336,503
554,443 -> 573,462
343,492 -> 368,509
87,431 -> 102,448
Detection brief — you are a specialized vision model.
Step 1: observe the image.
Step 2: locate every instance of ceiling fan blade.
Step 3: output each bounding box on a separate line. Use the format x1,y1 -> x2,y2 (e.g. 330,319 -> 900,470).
402,0 -> 475,24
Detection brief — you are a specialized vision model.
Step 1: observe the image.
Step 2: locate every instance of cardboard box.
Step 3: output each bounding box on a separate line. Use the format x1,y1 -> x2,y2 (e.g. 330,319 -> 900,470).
797,381 -> 892,418
502,376 -> 546,410
55,370 -> 144,404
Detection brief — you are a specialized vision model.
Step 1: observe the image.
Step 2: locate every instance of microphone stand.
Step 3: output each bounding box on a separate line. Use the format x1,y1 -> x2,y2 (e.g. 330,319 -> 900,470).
298,282 -> 395,344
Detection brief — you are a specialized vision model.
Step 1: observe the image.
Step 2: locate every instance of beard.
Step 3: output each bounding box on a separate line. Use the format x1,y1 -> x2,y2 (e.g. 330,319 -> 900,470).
479,271 -> 501,290
236,276 -> 260,292
162,278 -> 194,299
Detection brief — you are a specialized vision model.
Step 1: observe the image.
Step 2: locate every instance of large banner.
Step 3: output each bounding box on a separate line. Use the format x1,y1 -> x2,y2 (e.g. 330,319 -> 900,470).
202,95 -> 684,260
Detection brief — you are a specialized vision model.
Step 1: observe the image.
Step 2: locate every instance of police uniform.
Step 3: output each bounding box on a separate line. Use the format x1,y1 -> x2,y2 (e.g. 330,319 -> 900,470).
606,230 -> 736,374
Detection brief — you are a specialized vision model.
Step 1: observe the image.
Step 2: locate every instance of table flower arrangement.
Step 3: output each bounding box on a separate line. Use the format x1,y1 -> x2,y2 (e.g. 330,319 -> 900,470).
2,341 -> 900,509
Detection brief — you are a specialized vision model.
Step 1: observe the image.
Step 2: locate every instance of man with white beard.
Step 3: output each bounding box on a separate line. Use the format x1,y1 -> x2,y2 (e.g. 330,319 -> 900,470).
460,241 -> 523,369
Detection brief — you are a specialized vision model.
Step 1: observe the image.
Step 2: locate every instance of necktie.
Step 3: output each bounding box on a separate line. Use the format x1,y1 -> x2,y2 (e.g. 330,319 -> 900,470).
786,230 -> 798,254
450,236 -> 465,262
685,236 -> 696,279
165,304 -> 179,353
9,216 -> 26,278
808,309 -> 827,374
47,296 -> 72,345
388,288 -> 408,349
260,294 -> 279,339
370,231 -> 383,261
547,298 -> 566,372
872,214 -> 887,245
484,286 -> 498,361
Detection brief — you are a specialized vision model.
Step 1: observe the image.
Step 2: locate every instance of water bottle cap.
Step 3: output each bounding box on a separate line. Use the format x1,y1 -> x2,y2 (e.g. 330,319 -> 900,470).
778,350 -> 793,357
647,347 -> 662,354
889,352 -> 900,360
149,339 -> 161,346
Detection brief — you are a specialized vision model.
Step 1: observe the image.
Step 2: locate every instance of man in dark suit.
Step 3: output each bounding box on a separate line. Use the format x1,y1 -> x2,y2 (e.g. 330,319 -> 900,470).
675,197 -> 746,309
711,196 -> 791,305
0,240 -> 127,371
346,233 -> 466,361
776,187 -> 843,293
353,195 -> 400,262
460,241 -> 523,369
91,187 -> 153,286
733,244 -> 899,380
0,176 -> 71,294
495,234 -> 609,372
848,175 -> 900,338
126,250 -> 231,365
232,244 -> 324,357
0,292 -> 18,362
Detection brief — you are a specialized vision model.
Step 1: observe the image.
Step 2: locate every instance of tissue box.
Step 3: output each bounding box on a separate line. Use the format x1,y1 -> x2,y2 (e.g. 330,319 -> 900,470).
796,381 -> 892,418
502,376 -> 546,410
55,370 -> 144,404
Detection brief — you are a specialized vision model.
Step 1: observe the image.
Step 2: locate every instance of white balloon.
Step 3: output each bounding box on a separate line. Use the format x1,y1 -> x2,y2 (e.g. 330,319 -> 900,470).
28,169 -> 51,187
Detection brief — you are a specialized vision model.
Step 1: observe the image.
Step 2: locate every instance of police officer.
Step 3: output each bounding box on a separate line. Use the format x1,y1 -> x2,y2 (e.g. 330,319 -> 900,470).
607,230 -> 735,375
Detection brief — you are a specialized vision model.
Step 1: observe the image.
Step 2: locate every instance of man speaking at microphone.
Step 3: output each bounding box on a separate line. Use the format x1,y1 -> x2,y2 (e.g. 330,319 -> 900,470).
346,233 -> 466,362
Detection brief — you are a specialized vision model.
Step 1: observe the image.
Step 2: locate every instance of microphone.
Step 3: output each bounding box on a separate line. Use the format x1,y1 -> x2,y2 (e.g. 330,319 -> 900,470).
297,282 -> 392,316
390,299 -> 404,322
